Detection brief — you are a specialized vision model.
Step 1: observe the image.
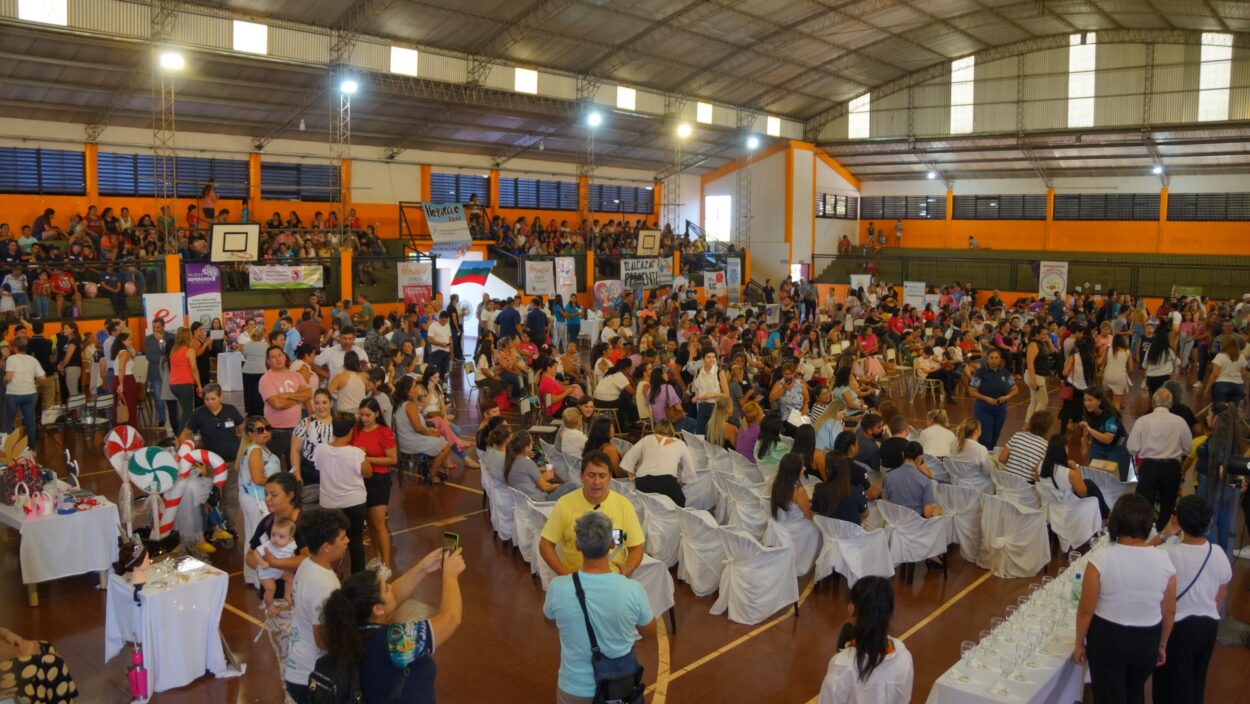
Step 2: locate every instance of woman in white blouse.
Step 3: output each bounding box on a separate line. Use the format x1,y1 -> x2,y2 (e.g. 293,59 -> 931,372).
1200,333 -> 1247,405
948,418 -> 994,481
1074,494 -> 1176,704
619,419 -> 697,507
819,576 -> 913,704
690,348 -> 729,435
916,409 -> 956,459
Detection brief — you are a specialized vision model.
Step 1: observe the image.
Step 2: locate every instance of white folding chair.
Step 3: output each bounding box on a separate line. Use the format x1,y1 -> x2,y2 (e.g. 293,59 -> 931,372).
1037,481 -> 1102,552
763,506 -> 822,579
539,438 -> 560,463
632,554 -> 678,633
610,437 -> 635,457
709,527 -> 800,625
634,491 -> 681,568
757,459 -> 781,485
726,480 -> 770,540
548,451 -> 572,483
812,515 -> 895,590
946,458 -> 994,494
682,470 -> 717,512
1080,466 -> 1136,511
730,451 -> 766,484
512,492 -> 554,568
486,473 -> 519,543
978,493 -> 1051,578
876,500 -> 953,584
710,469 -> 736,525
990,468 -> 1041,508
934,483 -> 982,564
677,508 -> 725,597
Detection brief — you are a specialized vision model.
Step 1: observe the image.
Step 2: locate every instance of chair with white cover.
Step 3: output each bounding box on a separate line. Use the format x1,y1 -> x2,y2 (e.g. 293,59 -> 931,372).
486,473 -> 519,543
933,483 -> 982,564
633,491 -> 681,567
757,459 -> 781,485
709,527 -> 800,625
946,459 -> 994,494
709,469 -> 736,525
725,480 -> 770,540
677,508 -> 725,597
539,438 -> 560,463
610,437 -> 635,457
990,469 -> 1040,508
926,455 -> 951,484
681,430 -> 710,468
512,494 -> 555,569
1036,481 -> 1102,552
812,516 -> 895,590
632,554 -> 678,632
682,470 -> 717,512
763,506 -> 822,579
977,493 -> 1051,578
730,451 -> 767,484
876,500 -> 953,584
1080,466 -> 1136,511
548,451 -> 572,483
563,455 -> 583,487
704,443 -> 730,468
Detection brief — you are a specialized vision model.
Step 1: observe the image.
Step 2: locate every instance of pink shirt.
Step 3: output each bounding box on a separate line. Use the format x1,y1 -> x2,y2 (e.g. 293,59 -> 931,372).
259,369 -> 308,429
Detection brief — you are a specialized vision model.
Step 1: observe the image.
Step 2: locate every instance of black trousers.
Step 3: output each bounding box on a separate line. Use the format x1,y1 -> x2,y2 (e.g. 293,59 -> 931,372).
242,372 -> 264,416
337,502 -> 368,575
1137,458 -> 1182,530
1154,615 -> 1219,704
635,474 -> 686,508
1086,615 -> 1161,704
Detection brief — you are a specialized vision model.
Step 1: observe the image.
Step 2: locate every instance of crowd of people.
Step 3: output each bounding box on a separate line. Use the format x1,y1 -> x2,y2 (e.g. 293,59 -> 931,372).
487,212 -> 712,258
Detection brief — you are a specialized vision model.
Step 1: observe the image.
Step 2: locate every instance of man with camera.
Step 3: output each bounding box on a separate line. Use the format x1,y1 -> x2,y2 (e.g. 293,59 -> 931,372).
539,451 -> 645,578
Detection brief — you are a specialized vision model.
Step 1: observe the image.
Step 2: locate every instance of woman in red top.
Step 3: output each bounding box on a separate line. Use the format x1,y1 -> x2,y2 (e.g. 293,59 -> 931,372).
536,357 -> 574,418
352,398 -> 397,570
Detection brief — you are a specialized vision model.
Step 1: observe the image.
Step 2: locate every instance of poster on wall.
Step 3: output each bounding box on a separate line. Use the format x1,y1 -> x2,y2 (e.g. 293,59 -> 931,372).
593,280 -> 625,316
903,281 -> 926,309
849,274 -> 871,294
525,260 -> 556,295
249,265 -> 325,289
1038,261 -> 1069,300
555,257 -> 578,297
621,258 -> 663,288
422,203 -> 472,258
707,270 -> 728,296
397,260 -> 433,306
657,258 -> 674,286
185,263 -> 224,328
223,309 -> 265,349
726,258 -> 742,304
143,293 -> 185,332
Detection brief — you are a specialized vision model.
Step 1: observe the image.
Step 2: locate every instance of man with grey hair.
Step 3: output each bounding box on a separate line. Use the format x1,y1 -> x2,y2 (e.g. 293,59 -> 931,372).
543,511 -> 656,704
1127,387 -> 1192,530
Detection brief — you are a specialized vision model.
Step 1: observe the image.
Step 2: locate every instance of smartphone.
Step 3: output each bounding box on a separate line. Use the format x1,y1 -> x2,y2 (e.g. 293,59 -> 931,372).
611,529 -> 623,547
441,531 -> 460,553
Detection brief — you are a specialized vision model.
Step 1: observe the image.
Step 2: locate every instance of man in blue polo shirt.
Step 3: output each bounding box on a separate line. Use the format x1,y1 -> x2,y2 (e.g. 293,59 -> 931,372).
496,297 -> 522,339
525,297 -> 549,345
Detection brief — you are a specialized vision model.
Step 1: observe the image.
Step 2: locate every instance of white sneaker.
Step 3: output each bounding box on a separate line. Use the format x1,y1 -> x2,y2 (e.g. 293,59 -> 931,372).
1236,545 -> 1250,560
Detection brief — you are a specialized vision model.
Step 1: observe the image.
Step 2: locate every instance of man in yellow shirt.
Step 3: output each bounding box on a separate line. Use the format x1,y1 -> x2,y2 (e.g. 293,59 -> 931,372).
540,451 -> 645,576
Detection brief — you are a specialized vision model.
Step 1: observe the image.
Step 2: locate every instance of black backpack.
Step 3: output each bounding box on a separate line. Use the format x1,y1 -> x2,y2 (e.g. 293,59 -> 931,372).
308,649 -> 409,704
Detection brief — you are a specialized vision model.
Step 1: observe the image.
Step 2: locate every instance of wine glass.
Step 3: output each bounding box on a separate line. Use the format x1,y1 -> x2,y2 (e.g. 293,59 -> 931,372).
1013,642 -> 1033,679
979,629 -> 997,656
1067,549 -> 1081,565
957,641 -> 977,682
990,654 -> 1017,696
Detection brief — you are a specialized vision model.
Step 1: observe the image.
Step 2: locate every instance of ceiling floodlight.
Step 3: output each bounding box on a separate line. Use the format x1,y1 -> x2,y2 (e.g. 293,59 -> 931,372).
927,171 -> 938,179
587,111 -> 603,128
1152,165 -> 1164,175
676,123 -> 693,139
159,51 -> 185,71
746,135 -> 760,150
340,79 -> 359,95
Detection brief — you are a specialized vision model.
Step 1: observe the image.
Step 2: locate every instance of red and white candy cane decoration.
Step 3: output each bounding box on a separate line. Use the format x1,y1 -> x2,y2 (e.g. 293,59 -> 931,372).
155,468 -> 193,539
178,448 -> 229,488
105,426 -> 144,478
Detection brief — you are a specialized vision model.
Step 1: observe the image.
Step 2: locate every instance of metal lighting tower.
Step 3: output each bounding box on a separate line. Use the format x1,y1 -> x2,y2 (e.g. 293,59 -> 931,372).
661,121 -> 692,233
331,72 -> 357,237
151,1 -> 182,225
735,108 -> 761,249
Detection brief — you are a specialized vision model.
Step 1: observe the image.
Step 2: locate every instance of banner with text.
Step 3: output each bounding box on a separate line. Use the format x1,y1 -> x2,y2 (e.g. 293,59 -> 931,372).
397,260 -> 433,307
555,257 -> 578,298
143,293 -> 185,333
1038,261 -> 1069,300
525,260 -> 556,295
249,265 -> 325,290
706,269 -> 728,296
903,281 -> 926,309
185,263 -> 224,327
422,202 -> 472,258
621,258 -> 664,289
726,258 -> 742,303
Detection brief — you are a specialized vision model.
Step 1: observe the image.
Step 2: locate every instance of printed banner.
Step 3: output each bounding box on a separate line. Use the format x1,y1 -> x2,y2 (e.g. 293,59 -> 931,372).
397,260 -> 433,307
525,260 -> 556,295
185,263 -> 224,328
903,281 -> 926,309
249,265 -> 325,290
223,309 -> 265,349
422,202 -> 472,258
593,280 -> 625,316
726,258 -> 742,304
621,258 -> 663,289
143,293 -> 185,332
706,269 -> 728,296
657,258 -> 674,287
1038,261 -> 1069,299
555,256 -> 577,298
849,274 -> 871,293
451,260 -> 495,286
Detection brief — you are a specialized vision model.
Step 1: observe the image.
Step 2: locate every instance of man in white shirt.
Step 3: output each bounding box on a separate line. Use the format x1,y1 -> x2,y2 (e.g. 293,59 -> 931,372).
1126,388 -> 1192,530
4,336 -> 46,445
314,328 -> 368,379
426,310 -> 453,378
283,508 -> 349,704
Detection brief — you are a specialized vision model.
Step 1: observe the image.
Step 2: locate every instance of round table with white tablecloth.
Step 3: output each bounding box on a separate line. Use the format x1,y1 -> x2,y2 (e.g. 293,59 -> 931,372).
216,350 -> 244,391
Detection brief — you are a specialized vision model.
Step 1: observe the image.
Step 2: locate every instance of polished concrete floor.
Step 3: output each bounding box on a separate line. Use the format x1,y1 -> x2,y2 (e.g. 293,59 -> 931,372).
3,362 -> 1249,703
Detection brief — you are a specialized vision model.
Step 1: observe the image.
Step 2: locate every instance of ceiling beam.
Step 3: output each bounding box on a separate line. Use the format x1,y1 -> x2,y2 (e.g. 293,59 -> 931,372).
466,0 -> 577,84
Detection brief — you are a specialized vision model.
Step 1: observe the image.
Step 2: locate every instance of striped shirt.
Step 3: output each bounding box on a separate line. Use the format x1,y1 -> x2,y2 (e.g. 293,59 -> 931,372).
1002,431 -> 1048,483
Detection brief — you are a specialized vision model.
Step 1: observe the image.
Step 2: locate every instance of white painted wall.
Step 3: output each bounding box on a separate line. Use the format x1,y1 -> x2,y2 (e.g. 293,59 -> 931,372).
815,159 -> 859,255
791,148 -> 814,266
704,150 -> 787,283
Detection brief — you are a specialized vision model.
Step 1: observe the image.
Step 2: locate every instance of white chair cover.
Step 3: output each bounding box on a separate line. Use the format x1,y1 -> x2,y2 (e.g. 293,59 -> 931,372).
681,430 -> 710,469
611,437 -> 634,457
730,452 -> 766,484
677,508 -> 725,597
925,455 -> 951,484
516,499 -> 555,575
486,473 -> 518,542
1080,466 -> 1136,510
763,506 -> 821,578
704,444 -> 730,469
539,438 -> 560,463
1037,481 -> 1102,552
812,516 -> 895,588
990,469 -> 1040,508
946,459 -> 994,494
683,470 -> 717,512
240,492 -> 269,587
726,480 -> 770,540
564,455 -> 583,487
549,452 -> 572,483
709,527 -> 800,625
977,493 -> 1051,578
757,460 -> 781,485
876,500 -> 953,566
710,470 -> 735,525
634,491 -> 681,567
933,483 -> 982,563
632,553 -> 676,622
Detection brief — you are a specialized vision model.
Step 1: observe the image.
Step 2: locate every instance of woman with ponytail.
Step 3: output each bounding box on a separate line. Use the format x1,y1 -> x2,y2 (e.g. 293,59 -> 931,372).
818,576 -> 913,703
949,417 -> 993,478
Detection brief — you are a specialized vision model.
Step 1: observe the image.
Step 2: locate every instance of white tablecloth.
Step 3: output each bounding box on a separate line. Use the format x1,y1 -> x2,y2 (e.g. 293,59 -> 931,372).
104,567 -> 230,693
581,318 -> 602,344
0,496 -> 118,584
217,351 -> 244,391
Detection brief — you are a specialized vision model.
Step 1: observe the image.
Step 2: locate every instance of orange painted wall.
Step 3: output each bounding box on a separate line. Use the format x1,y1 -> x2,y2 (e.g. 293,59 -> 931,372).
858,219 -> 948,248
1048,221 -> 1156,253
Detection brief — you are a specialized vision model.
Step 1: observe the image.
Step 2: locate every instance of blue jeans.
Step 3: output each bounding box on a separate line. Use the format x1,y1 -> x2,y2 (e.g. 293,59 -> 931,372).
32,295 -> 49,319
695,402 -> 716,435
5,393 -> 35,445
148,365 -> 167,424
1211,381 -> 1244,405
973,399 -> 1007,450
1196,473 -> 1239,560
673,416 -> 698,433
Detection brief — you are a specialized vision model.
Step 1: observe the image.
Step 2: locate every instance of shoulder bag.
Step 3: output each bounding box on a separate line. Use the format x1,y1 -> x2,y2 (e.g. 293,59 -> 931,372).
572,572 -> 646,704
1176,543 -> 1213,602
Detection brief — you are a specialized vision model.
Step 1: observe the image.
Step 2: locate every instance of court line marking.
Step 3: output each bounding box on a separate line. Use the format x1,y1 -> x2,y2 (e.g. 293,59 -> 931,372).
390,509 -> 488,536
224,602 -> 266,629
650,609 -> 672,704
443,481 -> 484,495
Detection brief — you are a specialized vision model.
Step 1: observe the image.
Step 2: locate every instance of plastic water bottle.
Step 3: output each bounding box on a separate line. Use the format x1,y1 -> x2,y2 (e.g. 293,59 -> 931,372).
1070,571 -> 1083,608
